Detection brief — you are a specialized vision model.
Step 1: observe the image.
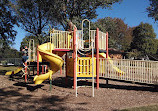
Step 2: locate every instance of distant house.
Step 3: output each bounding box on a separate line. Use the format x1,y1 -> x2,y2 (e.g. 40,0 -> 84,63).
108,48 -> 158,61
108,48 -> 126,59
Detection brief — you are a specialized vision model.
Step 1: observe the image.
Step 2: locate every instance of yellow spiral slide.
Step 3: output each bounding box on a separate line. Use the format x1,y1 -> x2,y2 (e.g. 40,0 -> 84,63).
33,42 -> 64,84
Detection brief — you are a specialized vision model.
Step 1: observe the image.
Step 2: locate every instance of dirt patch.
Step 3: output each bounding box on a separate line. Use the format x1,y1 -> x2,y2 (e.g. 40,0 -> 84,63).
0,71 -> 158,111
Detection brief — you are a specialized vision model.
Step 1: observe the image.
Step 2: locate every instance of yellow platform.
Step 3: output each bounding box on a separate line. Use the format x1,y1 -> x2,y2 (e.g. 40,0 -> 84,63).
67,57 -> 96,77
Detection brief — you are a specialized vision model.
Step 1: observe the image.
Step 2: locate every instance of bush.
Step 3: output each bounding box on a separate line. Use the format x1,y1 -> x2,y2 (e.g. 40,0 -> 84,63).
14,62 -> 21,66
126,49 -> 141,59
1,60 -> 8,66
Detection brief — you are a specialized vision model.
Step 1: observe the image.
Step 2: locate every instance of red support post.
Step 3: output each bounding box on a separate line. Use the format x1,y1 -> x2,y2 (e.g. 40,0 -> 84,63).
73,28 -> 77,89
37,46 -> 39,75
96,28 -> 99,89
106,32 -> 109,58
42,65 -> 44,74
60,67 -> 62,75
65,52 -> 68,86
25,62 -> 27,82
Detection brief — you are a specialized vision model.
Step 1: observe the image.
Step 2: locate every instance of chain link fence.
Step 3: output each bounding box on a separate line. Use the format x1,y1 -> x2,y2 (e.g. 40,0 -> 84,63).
0,58 -> 22,66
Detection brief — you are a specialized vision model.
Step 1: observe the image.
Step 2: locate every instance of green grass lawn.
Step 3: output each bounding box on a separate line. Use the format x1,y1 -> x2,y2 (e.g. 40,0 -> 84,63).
120,104 -> 158,111
0,66 -> 18,74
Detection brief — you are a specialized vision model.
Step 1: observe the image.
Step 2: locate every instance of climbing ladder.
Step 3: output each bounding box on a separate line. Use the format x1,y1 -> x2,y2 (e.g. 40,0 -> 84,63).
75,19 -> 95,97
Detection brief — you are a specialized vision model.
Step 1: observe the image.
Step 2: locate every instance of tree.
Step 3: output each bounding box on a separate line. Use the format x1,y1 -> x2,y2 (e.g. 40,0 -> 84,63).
92,17 -> 118,48
147,0 -> 158,22
20,34 -> 49,50
50,0 -> 122,30
12,0 -> 122,44
114,18 -> 133,51
131,22 -> 157,56
156,39 -> 158,54
92,17 -> 133,51
0,0 -> 18,49
0,47 -> 21,58
12,0 -> 58,36
11,0 -> 57,44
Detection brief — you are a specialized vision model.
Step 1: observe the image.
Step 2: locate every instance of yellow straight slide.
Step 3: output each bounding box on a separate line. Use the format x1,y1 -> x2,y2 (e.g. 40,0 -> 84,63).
5,67 -> 23,75
33,42 -> 64,84
99,53 -> 125,75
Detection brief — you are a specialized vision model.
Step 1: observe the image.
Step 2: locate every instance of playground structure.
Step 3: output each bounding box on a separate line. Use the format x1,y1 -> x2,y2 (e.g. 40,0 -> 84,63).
5,19 -> 158,97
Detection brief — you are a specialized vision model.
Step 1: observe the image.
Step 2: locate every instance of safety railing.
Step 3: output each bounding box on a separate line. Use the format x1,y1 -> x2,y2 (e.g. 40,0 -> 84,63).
77,30 -> 107,50
98,31 -> 107,50
76,30 -> 96,49
50,30 -> 73,49
50,29 -> 107,51
99,58 -> 158,84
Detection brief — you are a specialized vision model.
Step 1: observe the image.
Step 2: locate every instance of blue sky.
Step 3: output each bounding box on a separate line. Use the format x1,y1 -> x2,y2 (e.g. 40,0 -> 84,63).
13,0 -> 158,50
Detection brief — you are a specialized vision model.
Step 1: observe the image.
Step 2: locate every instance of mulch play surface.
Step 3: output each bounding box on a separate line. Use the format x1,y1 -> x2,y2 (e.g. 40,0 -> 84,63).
0,71 -> 158,111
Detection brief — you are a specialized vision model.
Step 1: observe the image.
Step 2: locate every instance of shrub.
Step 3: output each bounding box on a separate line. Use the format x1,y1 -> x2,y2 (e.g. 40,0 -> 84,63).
1,60 -> 8,66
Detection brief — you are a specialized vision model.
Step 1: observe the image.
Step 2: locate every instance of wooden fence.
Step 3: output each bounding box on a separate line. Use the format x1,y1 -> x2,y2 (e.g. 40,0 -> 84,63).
99,58 -> 158,84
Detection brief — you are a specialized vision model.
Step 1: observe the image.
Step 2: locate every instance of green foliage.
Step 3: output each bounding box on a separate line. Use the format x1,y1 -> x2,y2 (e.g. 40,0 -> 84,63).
147,0 -> 158,22
92,18 -> 158,58
20,34 -> 49,50
0,47 -> 21,58
1,60 -> 7,66
13,0 -> 57,34
113,18 -> 133,51
92,17 -> 118,48
131,22 -> 157,55
92,17 -> 133,51
12,0 -> 122,35
0,0 -> 18,48
10,0 -> 122,45
156,39 -> 158,54
126,49 -> 141,59
47,0 -> 122,30
11,0 -> 56,44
